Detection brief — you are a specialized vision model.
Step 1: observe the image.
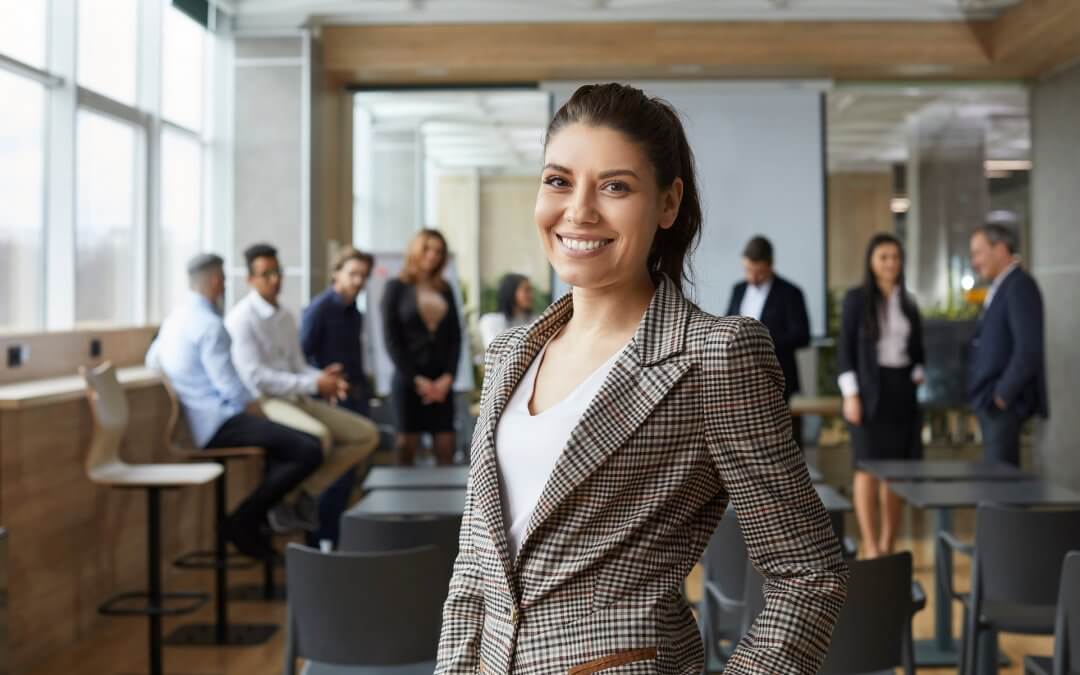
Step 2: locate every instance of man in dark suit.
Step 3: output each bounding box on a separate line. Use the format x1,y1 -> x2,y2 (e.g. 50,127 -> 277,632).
968,224 -> 1048,466
726,236 -> 811,442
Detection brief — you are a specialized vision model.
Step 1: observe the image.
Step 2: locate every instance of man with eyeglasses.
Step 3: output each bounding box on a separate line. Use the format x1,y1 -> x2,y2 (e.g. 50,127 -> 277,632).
226,243 -> 378,542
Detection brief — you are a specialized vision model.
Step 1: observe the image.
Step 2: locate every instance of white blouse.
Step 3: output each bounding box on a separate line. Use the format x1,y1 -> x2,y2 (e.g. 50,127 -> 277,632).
838,287 -> 923,396
494,340 -> 624,561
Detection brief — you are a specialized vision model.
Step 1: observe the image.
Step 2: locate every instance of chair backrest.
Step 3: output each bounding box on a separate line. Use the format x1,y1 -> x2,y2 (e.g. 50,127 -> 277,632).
284,544 -> 444,671
702,507 -> 748,607
80,362 -> 128,476
819,552 -> 914,675
338,514 -> 461,589
1054,551 -> 1080,675
975,505 -> 1080,606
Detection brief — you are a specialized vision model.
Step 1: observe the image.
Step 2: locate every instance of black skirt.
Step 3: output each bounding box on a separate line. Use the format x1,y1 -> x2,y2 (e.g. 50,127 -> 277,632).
391,371 -> 456,434
850,366 -> 922,464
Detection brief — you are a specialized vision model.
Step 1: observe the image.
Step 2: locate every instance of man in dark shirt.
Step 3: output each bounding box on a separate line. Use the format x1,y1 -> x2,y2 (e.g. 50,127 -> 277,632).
300,247 -> 375,545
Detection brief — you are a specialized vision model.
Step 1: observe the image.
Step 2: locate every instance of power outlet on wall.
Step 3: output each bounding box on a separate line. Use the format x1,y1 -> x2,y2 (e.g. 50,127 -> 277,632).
6,344 -> 30,368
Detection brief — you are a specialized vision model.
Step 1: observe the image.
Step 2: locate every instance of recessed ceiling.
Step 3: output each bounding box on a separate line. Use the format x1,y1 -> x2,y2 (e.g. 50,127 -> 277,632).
228,0 -> 1023,29
827,86 -> 1029,172
355,90 -> 550,173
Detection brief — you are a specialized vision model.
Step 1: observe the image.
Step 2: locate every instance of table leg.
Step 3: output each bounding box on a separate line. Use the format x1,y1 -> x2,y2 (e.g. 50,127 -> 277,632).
933,508 -> 954,652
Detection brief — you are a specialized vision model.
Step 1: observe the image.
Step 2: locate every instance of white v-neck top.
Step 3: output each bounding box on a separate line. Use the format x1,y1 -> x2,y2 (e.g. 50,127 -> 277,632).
494,340 -> 625,561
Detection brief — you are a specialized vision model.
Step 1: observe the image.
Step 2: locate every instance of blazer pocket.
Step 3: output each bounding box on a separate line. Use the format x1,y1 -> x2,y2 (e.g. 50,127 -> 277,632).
568,647 -> 658,674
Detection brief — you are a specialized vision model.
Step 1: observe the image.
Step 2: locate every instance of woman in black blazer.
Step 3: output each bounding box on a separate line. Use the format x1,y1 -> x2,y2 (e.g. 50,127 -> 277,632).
838,233 -> 925,558
382,229 -> 462,465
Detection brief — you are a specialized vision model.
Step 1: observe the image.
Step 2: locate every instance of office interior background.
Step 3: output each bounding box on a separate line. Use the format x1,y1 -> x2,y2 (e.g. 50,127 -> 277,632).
1,0 -> 1079,673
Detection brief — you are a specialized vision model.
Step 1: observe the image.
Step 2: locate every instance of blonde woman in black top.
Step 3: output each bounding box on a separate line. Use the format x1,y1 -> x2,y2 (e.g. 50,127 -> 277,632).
382,229 -> 462,465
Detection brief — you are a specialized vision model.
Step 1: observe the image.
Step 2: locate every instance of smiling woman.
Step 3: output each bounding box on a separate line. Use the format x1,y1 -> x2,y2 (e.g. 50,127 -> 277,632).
436,83 -> 848,675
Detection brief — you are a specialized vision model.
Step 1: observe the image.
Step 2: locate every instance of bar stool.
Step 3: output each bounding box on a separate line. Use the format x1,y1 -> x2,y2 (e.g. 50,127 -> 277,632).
158,379 -> 278,646
81,362 -> 222,675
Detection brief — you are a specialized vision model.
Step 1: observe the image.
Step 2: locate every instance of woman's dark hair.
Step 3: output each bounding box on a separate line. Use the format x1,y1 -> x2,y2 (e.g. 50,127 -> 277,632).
544,83 -> 702,294
497,273 -> 528,321
861,233 -> 914,339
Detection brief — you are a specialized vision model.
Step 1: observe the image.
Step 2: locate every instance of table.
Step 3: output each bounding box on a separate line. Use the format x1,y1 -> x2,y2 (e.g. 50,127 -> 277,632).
887,478 -> 1080,668
806,463 -> 824,483
858,459 -> 1031,482
347,489 -> 466,517
362,466 -> 469,491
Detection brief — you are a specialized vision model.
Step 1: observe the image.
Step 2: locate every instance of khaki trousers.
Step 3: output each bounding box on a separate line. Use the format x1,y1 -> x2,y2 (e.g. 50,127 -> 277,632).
260,396 -> 378,495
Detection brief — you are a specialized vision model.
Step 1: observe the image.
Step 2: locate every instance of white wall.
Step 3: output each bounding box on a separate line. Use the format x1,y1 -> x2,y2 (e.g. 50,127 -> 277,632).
543,81 -> 827,335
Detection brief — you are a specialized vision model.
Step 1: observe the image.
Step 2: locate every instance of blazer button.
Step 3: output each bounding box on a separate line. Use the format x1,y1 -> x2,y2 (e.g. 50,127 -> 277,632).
509,607 -> 519,625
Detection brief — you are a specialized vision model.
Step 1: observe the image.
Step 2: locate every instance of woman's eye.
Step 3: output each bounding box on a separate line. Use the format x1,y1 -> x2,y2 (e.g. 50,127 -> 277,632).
543,175 -> 569,188
602,181 -> 629,194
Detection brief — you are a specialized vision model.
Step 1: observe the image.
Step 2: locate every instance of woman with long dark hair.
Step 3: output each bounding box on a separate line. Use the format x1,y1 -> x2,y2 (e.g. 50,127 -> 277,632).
838,233 -> 925,558
478,273 -> 536,349
382,229 -> 462,465
435,83 -> 846,674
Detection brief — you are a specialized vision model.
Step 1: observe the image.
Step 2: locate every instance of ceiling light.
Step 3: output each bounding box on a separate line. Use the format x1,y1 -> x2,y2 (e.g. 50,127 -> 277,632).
890,197 -> 911,214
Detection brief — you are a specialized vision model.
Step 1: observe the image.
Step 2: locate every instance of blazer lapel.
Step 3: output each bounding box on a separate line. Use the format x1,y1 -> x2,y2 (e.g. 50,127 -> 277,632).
470,291 -> 576,588
513,276 -> 693,572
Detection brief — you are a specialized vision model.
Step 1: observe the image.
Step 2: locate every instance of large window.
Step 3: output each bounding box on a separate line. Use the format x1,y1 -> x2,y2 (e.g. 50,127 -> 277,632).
76,110 -> 140,324
159,128 -> 203,312
0,0 -> 47,70
77,0 -> 139,106
0,0 -> 217,333
0,71 -> 46,331
163,5 -> 206,131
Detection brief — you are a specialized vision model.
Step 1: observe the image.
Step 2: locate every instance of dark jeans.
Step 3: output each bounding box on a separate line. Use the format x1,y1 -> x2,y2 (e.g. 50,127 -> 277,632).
206,413 -> 323,527
976,406 -> 1024,467
306,394 -> 368,547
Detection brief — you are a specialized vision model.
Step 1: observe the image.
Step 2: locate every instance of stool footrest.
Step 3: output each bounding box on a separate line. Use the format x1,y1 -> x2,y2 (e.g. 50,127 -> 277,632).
174,549 -> 258,570
228,583 -> 287,603
98,590 -> 209,617
163,622 -> 279,647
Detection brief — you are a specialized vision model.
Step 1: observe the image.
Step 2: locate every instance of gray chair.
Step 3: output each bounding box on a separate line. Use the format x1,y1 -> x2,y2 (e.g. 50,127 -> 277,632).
1024,551 -> 1080,675
939,505 -> 1080,675
699,507 -> 748,669
739,553 -> 925,675
338,513 -> 461,586
284,543 -> 444,675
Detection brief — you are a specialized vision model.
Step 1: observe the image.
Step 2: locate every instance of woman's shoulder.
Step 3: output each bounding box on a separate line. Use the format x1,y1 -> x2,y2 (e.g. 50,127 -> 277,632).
684,306 -> 773,364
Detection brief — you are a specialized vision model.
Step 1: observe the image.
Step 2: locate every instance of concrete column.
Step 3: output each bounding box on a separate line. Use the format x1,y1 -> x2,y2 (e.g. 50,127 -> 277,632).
1031,63 -> 1080,490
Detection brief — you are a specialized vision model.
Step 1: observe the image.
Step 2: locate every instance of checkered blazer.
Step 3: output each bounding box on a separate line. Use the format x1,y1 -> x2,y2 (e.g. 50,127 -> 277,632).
436,276 -> 848,674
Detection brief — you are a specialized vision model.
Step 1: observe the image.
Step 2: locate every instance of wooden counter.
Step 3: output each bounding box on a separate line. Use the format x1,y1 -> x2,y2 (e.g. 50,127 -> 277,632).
0,371 -> 261,672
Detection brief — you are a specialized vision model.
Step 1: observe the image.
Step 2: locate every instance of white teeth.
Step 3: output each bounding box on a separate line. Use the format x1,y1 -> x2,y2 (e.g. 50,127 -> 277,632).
559,236 -> 611,252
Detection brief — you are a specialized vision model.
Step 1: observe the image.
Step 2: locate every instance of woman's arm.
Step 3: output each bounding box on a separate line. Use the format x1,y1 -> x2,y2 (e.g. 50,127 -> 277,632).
703,318 -> 848,674
441,285 -> 463,379
380,280 -> 416,380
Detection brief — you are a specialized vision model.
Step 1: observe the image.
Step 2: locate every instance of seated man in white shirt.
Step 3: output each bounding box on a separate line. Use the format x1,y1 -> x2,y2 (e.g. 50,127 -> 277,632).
225,243 -> 378,543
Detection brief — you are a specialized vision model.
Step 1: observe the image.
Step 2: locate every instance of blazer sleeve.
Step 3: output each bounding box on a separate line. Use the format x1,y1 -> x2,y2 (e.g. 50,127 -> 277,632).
907,296 -> 926,368
726,283 -> 743,316
773,282 -> 811,352
441,286 -> 463,379
836,289 -> 861,377
381,280 -> 416,380
299,301 -> 323,368
995,274 -> 1045,406
703,318 -> 848,674
435,331 -> 516,674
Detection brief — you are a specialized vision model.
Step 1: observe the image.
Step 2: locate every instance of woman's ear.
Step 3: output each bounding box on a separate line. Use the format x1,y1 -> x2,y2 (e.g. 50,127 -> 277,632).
658,177 -> 684,231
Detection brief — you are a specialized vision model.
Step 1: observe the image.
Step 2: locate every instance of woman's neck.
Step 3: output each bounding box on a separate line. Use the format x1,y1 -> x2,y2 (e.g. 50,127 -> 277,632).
564,273 -> 656,343
876,279 -> 897,297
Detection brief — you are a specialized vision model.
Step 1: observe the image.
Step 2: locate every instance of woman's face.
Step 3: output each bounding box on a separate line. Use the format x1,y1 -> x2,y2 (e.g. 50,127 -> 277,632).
535,123 -> 682,291
870,242 -> 902,287
419,236 -> 446,275
514,279 -> 534,313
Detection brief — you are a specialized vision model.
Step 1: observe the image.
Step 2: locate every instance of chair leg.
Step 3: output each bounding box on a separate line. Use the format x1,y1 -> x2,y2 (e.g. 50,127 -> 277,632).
264,555 -> 276,600
147,487 -> 163,675
214,468 -> 228,642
